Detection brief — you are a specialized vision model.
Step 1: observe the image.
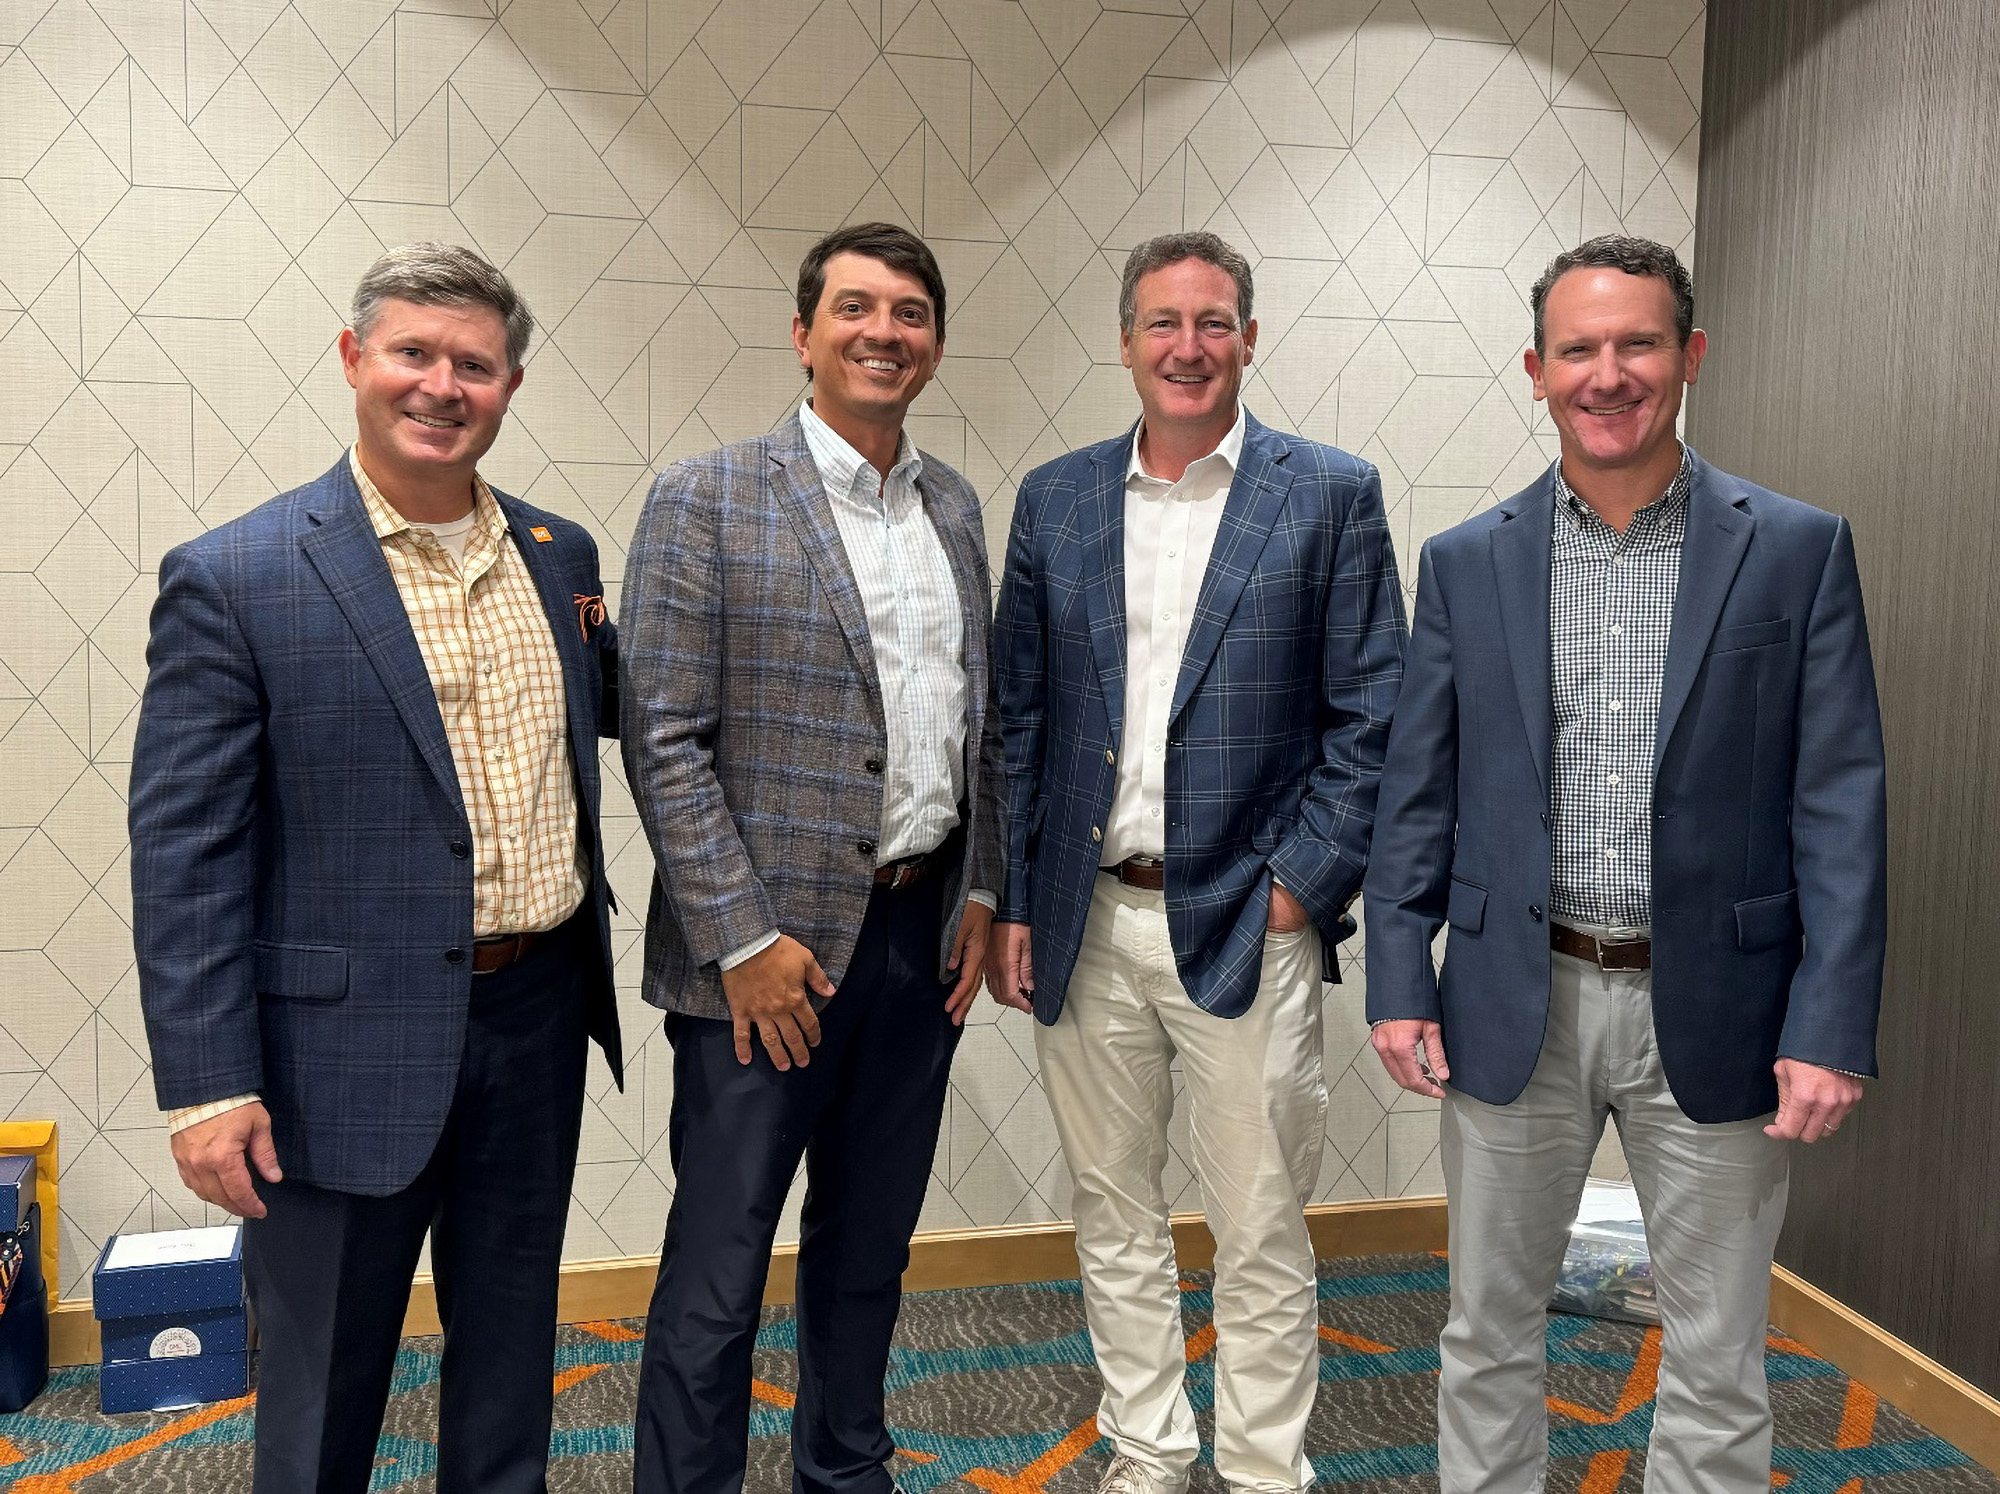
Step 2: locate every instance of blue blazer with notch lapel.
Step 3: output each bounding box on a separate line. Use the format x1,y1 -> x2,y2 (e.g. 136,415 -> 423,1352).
130,456 -> 623,1196
993,413 -> 1408,1024
1362,449 -> 1887,1124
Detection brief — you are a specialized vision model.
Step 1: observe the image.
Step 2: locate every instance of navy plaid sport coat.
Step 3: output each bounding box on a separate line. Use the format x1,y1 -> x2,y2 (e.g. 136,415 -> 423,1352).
619,414 -> 1005,1021
993,413 -> 1407,1023
130,457 -> 623,1196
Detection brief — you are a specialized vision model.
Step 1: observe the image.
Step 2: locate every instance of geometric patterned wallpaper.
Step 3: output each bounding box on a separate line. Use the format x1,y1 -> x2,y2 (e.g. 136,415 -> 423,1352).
0,0 -> 1700,1299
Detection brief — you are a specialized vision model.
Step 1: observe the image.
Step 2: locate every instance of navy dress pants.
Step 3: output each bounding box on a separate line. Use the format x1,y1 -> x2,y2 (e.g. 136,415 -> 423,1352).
632,871 -> 963,1494
242,916 -> 590,1494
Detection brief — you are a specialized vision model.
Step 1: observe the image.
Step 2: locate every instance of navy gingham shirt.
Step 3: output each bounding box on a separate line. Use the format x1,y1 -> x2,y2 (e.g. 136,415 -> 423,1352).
1548,446 -> 1692,930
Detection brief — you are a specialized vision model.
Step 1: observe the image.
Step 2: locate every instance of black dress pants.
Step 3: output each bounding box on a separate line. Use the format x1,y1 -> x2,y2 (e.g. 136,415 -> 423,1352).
242,917 -> 589,1494
632,872 -> 963,1494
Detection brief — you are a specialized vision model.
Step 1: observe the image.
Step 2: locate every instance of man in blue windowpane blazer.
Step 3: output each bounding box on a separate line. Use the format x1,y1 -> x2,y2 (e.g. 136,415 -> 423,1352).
1363,237 -> 1888,1494
130,245 -> 621,1494
988,233 -> 1406,1494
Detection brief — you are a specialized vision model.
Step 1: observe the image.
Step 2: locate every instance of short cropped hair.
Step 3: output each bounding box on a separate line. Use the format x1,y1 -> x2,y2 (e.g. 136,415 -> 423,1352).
1530,235 -> 1694,355
350,242 -> 535,371
1118,232 -> 1254,332
795,222 -> 947,337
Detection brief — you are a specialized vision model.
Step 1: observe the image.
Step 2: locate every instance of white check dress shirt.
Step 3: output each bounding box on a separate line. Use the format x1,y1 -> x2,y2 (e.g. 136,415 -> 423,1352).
719,403 -> 992,970
1102,404 -> 1245,866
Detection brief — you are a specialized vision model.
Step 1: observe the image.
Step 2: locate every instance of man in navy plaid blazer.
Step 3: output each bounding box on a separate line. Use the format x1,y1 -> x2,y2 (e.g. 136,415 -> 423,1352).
131,245 -> 621,1493
620,223 -> 1004,1494
987,233 -> 1406,1494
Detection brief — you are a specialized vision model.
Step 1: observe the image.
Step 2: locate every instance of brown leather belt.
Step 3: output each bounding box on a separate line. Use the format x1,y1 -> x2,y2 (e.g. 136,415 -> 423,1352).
873,853 -> 935,890
1102,855 -> 1165,892
473,930 -> 545,974
1551,921 -> 1651,972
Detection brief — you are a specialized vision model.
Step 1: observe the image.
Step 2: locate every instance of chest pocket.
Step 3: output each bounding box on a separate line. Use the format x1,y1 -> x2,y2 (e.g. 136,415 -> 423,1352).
1712,618 -> 1790,654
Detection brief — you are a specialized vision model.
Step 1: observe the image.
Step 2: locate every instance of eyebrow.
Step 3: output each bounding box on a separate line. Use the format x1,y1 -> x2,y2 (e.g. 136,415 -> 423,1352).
828,287 -> 932,310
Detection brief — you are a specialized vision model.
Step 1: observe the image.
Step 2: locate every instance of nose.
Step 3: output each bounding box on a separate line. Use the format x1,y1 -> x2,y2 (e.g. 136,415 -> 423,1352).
1586,342 -> 1624,390
1167,322 -> 1202,364
860,305 -> 900,344
418,354 -> 461,401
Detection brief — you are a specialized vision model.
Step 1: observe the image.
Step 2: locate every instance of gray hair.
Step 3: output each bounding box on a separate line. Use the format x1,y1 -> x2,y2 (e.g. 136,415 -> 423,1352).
350,242 -> 535,371
1118,232 -> 1254,332
1530,234 -> 1694,356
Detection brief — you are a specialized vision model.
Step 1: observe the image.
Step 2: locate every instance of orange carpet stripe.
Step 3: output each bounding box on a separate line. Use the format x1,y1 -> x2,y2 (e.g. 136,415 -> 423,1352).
1318,1325 -> 1395,1354
1549,1326 -> 1660,1427
1832,1480 -> 1861,1494
577,1319 -> 644,1342
1772,1471 -> 1792,1486
1580,1449 -> 1630,1493
11,1393 -> 255,1494
1835,1380 -> 1878,1450
751,1377 -> 797,1410
964,1413 -> 1102,1494
0,1437 -> 24,1467
552,1364 -> 605,1395
1768,1332 -> 1816,1356
898,1449 -> 938,1464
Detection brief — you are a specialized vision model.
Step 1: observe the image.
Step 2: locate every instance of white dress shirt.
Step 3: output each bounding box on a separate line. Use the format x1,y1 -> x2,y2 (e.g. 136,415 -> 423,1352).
1102,404 -> 1246,866
720,403 -> 989,971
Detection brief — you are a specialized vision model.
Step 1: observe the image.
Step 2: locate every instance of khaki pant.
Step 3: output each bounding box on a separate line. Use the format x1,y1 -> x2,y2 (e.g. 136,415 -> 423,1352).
1036,877 -> 1328,1494
1438,949 -> 1791,1494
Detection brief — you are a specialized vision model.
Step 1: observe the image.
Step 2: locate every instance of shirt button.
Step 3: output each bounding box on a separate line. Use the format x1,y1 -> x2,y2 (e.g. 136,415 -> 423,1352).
1608,700 -> 1623,712
1158,676 -> 1169,687
1604,848 -> 1618,860
1150,807 -> 1161,818
1161,611 -> 1173,622
1609,624 -> 1623,636
1607,772 -> 1621,786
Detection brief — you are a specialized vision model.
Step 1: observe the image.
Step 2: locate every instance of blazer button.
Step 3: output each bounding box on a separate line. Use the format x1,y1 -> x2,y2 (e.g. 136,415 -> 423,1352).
858,838 -> 877,856
1104,749 -> 1115,765
1090,826 -> 1102,842
449,840 -> 469,859
444,947 -> 466,965
1528,905 -> 1543,922
864,756 -> 884,774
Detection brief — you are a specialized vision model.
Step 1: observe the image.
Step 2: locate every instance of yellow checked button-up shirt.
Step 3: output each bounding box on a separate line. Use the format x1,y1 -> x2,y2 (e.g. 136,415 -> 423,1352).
169,452 -> 586,1136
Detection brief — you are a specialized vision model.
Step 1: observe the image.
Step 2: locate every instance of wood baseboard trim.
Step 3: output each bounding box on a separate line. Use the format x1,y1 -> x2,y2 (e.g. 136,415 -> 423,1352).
1769,1264 -> 2000,1474
47,1197 -> 1448,1368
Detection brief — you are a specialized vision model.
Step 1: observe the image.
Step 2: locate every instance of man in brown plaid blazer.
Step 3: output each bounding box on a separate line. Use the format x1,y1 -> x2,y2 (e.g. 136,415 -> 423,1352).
618,222 -> 1004,1494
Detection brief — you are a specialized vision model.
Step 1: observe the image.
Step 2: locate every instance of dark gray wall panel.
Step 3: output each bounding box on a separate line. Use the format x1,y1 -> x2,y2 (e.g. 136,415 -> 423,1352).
1692,0 -> 2000,1394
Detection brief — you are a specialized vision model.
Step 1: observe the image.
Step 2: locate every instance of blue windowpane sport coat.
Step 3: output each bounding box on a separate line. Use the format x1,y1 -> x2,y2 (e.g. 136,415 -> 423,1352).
993,414 -> 1408,1023
1362,451 -> 1888,1124
129,457 -> 623,1196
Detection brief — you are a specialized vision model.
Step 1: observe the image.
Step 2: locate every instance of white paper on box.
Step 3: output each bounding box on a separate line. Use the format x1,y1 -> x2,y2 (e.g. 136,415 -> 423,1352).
104,1226 -> 239,1273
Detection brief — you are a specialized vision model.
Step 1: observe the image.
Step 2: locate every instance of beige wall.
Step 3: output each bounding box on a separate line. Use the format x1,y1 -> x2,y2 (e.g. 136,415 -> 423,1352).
0,0 -> 1699,1297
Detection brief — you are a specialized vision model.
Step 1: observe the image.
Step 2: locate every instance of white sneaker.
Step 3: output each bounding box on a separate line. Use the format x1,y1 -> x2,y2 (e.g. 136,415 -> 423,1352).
1097,1454 -> 1185,1494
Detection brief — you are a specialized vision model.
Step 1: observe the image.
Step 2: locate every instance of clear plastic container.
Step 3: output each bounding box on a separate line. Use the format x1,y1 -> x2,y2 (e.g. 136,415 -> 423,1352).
1550,1180 -> 1658,1326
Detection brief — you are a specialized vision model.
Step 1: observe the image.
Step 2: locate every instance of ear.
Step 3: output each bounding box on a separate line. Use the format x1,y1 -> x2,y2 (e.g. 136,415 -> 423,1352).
1682,327 -> 1708,386
338,328 -> 362,391
1240,316 -> 1258,366
1523,346 -> 1548,402
791,312 -> 811,375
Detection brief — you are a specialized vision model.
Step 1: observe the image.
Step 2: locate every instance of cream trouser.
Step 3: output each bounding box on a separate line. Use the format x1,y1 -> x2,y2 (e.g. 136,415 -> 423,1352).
1036,876 -> 1328,1493
1438,949 -> 1792,1494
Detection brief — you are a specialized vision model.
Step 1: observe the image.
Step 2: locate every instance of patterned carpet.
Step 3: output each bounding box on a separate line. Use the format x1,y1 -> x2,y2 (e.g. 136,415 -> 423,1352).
0,1255 -> 1992,1493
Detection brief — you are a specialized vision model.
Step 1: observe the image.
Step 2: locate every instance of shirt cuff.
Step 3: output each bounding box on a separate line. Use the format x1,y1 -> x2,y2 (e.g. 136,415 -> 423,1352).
718,929 -> 780,971
966,889 -> 996,912
168,1095 -> 261,1134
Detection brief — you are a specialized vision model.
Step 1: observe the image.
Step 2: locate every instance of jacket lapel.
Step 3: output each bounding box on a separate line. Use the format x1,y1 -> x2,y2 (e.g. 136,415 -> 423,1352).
297,460 -> 462,807
496,493 -> 594,766
1169,415 -> 1291,725
1079,439 -> 1129,745
768,414 -> 883,722
1490,472 -> 1555,798
1654,452 -> 1753,774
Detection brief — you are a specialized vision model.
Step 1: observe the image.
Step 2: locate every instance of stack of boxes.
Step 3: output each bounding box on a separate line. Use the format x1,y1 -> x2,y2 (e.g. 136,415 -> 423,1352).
91,1225 -> 249,1414
0,1154 -> 49,1412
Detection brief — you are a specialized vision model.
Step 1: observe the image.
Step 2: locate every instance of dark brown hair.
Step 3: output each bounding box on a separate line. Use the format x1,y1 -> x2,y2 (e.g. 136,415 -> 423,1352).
795,222 -> 947,339
1531,235 -> 1694,355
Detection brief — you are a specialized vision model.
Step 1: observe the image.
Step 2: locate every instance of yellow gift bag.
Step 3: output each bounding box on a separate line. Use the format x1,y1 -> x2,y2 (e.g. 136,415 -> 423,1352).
0,1120 -> 59,1295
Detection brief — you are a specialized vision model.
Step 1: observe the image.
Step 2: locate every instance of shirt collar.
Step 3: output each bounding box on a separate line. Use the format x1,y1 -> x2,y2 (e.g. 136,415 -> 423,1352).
799,400 -> 922,504
350,446 -> 502,545
1552,443 -> 1693,534
1128,402 -> 1248,487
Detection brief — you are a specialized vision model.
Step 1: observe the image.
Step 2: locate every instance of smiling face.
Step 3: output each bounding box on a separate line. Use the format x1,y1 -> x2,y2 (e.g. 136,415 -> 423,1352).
1525,266 -> 1706,479
1120,257 -> 1257,450
339,298 -> 521,506
792,251 -> 942,442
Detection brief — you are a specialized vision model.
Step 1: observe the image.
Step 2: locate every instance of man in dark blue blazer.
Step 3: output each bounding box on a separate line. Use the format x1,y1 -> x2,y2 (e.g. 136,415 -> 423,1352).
988,232 -> 1406,1494
130,244 -> 621,1494
1363,236 -> 1887,1494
